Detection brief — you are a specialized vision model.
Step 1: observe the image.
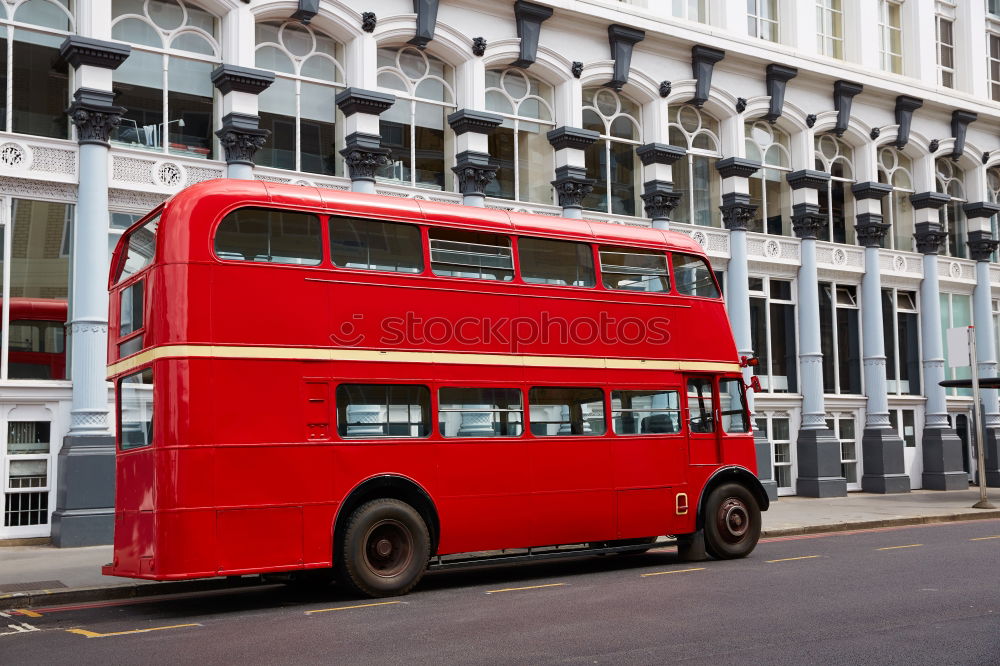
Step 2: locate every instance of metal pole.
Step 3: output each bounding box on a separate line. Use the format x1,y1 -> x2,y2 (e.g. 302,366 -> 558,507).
970,326 -> 995,509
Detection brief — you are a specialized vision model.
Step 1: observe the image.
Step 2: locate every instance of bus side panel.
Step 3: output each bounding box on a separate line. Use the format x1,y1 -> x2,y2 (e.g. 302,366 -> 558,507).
155,509 -> 217,578
217,507 -> 303,573
433,440 -> 533,554
616,488 -> 672,538
721,435 -> 759,475
112,449 -> 156,577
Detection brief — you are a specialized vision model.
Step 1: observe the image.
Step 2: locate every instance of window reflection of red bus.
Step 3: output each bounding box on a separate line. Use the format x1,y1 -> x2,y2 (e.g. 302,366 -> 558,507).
103,180 -> 768,598
3,298 -> 67,380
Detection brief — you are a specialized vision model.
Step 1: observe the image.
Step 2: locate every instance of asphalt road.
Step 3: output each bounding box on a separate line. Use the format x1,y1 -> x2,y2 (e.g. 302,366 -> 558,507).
3,519 -> 999,665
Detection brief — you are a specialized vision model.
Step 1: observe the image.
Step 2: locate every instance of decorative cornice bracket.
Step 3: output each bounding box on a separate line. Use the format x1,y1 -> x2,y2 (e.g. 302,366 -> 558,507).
764,64 -> 797,124
691,45 -> 725,108
833,80 -> 863,137
893,95 -> 922,150
607,24 -> 645,91
512,1 -> 553,69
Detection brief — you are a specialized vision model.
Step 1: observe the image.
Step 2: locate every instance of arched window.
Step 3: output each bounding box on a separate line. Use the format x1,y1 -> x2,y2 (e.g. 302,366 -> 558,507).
745,121 -> 792,235
0,0 -> 74,139
877,148 -> 914,251
111,0 -> 220,159
987,167 -> 1000,262
254,21 -> 345,175
376,46 -> 455,191
936,158 -> 966,258
483,68 -> 554,205
814,135 -> 856,244
668,105 -> 721,227
582,88 -> 640,216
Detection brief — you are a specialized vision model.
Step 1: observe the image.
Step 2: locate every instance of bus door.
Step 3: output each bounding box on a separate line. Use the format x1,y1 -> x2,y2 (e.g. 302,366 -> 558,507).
685,376 -> 720,466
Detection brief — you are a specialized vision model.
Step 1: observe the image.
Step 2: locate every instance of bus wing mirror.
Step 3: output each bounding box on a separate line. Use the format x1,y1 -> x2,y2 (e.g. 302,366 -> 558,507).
746,375 -> 762,393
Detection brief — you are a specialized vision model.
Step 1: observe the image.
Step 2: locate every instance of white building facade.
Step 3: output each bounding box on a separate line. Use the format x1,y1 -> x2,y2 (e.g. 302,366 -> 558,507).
2,0 -> 1000,544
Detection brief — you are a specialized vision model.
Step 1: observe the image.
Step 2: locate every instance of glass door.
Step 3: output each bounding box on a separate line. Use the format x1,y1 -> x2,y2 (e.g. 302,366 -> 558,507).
889,408 -> 919,488
827,412 -> 861,491
1,418 -> 54,538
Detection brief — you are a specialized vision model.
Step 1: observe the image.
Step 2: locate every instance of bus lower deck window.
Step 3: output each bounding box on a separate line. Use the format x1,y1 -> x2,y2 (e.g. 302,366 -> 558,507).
330,216 -> 423,273
611,390 -> 681,434
719,378 -> 750,434
438,387 -> 523,437
119,368 -> 154,450
528,387 -> 605,436
686,378 -> 715,433
336,384 -> 430,438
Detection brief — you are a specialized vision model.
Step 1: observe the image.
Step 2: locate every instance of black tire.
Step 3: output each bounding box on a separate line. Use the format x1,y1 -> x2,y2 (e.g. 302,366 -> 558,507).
336,498 -> 430,598
703,483 -> 761,559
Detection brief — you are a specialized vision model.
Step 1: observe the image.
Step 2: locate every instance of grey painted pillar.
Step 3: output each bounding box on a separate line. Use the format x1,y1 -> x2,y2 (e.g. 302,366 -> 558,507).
853,182 -> 909,493
210,65 -> 275,179
787,170 -> 847,497
966,220 -> 1000,486
912,192 -> 968,489
335,88 -> 396,194
636,144 -> 685,230
447,110 -> 503,208
52,36 -> 131,546
716,157 -> 777,500
547,127 -> 599,219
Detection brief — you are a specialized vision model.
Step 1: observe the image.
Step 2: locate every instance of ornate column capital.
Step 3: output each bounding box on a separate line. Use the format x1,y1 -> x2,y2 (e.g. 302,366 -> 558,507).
340,132 -> 390,183
215,112 -> 270,166
855,213 -> 890,247
551,165 -> 594,210
968,230 -> 1000,262
66,88 -> 126,147
641,180 -> 682,221
452,150 -> 498,197
914,221 -> 949,255
791,203 -> 826,239
719,192 -> 757,231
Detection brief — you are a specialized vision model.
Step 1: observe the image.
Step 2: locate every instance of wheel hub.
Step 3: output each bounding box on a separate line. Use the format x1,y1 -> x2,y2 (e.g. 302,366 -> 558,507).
362,519 -> 414,579
718,498 -> 750,541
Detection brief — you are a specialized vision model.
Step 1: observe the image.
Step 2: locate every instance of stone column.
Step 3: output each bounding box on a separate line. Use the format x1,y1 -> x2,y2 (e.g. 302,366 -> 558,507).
334,88 -> 396,194
912,191 -> 968,489
853,182 -> 910,493
547,126 -> 599,219
787,169 -> 847,497
635,144 -> 685,230
447,110 -> 502,208
210,65 -> 274,180
714,158 -> 777,500
52,37 -> 130,546
965,209 -> 1000,486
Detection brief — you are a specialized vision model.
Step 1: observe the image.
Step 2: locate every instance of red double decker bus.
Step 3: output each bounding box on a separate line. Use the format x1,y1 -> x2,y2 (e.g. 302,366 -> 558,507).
104,179 -> 768,597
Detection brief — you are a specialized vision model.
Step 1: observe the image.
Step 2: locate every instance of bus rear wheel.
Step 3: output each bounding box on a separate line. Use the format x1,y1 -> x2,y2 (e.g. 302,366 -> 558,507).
703,483 -> 760,560
337,498 -> 430,598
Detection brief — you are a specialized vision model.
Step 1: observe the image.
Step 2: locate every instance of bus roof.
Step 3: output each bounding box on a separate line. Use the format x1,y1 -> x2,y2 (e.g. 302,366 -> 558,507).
153,179 -> 707,265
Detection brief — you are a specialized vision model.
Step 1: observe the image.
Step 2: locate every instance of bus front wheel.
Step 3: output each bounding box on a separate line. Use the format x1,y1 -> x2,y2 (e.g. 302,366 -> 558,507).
337,498 -> 430,598
703,483 -> 761,559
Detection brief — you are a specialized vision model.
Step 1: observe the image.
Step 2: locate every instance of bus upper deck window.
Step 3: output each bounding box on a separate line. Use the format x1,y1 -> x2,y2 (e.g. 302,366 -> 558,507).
329,216 -> 423,273
215,208 -> 322,265
673,253 -> 720,298
116,213 -> 160,283
519,238 -> 595,287
429,229 -> 513,281
599,246 -> 670,292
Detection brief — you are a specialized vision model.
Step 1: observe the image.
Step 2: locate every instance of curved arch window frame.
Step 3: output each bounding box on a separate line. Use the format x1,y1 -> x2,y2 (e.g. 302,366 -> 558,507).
0,0 -> 76,139
581,87 -> 642,217
668,104 -> 722,228
935,157 -> 967,259
987,166 -> 1000,263
483,67 -> 556,205
745,119 -> 792,236
375,45 -> 457,192
876,146 -> 915,252
253,19 -> 346,176
814,134 -> 857,245
110,0 -> 222,160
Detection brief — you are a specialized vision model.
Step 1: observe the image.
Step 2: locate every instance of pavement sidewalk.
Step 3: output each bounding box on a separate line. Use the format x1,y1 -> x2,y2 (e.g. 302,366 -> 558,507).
2,488 -> 999,610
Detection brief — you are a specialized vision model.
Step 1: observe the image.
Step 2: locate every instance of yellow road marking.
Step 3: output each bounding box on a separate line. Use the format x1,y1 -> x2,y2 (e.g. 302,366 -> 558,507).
66,623 -> 200,638
641,567 -> 706,578
970,535 -> 1000,541
14,609 -> 42,618
766,555 -> 820,563
485,583 -> 567,594
877,544 -> 922,551
305,601 -> 403,614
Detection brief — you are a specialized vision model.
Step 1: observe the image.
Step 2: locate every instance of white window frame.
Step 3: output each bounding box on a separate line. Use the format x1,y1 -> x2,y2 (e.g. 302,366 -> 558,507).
816,0 -> 844,59
815,135 -> 856,244
821,281 -> 863,396
755,412 -> 795,495
936,158 -> 967,259
935,11 -> 955,89
878,0 -> 904,74
746,120 -> 792,236
748,275 -> 797,393
668,105 -> 722,227
827,411 -> 861,491
989,30 -> 1000,103
883,287 -> 921,396
582,87 -> 642,216
747,0 -> 779,42
877,147 -> 915,251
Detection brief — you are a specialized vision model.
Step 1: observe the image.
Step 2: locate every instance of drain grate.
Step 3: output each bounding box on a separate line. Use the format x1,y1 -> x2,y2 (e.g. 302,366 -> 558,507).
0,580 -> 67,592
